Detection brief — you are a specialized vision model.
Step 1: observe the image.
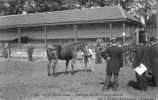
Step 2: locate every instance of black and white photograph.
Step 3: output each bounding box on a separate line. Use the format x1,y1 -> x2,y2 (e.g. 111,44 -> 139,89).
0,0 -> 157,100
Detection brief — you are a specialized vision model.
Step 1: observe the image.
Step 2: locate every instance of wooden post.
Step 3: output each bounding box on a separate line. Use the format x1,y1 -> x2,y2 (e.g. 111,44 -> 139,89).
156,2 -> 158,37
123,23 -> 126,45
105,24 -> 107,41
145,27 -> 148,41
122,23 -> 126,65
136,26 -> 139,45
18,27 -> 21,48
74,25 -> 77,41
44,26 -> 47,48
109,23 -> 112,41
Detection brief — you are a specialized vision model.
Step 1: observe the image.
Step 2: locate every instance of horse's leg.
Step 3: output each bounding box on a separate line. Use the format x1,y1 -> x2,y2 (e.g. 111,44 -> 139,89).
52,59 -> 57,77
84,58 -> 88,72
47,60 -> 51,77
71,58 -> 76,74
65,59 -> 69,74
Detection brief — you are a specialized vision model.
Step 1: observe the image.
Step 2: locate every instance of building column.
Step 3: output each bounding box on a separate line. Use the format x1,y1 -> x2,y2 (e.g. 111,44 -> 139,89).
122,23 -> 126,45
156,2 -> 158,37
136,26 -> 139,45
122,23 -> 126,65
109,23 -> 112,41
74,25 -> 77,41
18,27 -> 21,48
44,26 -> 47,48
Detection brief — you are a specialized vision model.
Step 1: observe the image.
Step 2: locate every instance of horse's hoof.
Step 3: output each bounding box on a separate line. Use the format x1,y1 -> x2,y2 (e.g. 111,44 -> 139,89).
48,73 -> 51,77
52,73 -> 56,77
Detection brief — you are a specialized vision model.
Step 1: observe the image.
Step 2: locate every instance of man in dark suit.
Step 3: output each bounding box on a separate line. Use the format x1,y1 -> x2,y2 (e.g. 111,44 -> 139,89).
102,38 -> 123,91
149,37 -> 158,87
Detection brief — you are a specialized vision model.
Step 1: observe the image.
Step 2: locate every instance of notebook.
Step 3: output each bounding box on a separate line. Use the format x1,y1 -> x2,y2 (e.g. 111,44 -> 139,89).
134,63 -> 148,76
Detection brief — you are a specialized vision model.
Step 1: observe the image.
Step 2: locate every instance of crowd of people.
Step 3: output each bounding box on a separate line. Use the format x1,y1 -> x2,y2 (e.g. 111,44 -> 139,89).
127,37 -> 158,91
99,36 -> 158,91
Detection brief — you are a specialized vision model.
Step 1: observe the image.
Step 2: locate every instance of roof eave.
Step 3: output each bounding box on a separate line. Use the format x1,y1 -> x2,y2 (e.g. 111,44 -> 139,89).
0,18 -> 139,29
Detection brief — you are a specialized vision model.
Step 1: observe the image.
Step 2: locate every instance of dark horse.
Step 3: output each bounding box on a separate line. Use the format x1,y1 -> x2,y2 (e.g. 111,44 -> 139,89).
47,41 -> 87,77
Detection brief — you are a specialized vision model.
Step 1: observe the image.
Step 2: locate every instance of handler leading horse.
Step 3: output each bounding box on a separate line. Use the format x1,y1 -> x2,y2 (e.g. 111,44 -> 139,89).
47,41 -> 87,77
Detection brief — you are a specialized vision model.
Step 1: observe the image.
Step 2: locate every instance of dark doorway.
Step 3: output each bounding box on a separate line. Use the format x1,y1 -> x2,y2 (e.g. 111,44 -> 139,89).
139,30 -> 146,43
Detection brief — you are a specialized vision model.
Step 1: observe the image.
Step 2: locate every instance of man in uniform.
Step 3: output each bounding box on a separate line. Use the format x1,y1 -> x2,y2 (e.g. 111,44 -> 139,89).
102,38 -> 123,91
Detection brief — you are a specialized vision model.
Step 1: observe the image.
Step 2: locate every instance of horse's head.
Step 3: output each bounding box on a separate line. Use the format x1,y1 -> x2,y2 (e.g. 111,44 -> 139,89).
70,41 -> 86,52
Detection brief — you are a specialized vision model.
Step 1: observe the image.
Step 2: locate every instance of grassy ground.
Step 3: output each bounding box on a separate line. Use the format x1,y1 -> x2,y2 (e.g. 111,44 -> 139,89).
0,59 -> 157,100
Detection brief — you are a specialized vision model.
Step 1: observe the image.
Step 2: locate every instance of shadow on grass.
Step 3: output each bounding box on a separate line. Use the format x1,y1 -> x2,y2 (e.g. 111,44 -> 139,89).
51,69 -> 92,77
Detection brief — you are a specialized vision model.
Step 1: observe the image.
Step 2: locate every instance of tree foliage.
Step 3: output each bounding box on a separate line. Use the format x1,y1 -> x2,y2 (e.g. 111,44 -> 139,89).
0,0 -> 157,24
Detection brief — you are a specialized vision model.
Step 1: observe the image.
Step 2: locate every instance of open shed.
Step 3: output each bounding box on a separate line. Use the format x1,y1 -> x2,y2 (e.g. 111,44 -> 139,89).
0,5 -> 141,48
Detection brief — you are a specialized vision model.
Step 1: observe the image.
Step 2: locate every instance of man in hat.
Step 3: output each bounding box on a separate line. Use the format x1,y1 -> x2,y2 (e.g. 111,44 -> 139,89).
102,38 -> 123,91
149,37 -> 158,86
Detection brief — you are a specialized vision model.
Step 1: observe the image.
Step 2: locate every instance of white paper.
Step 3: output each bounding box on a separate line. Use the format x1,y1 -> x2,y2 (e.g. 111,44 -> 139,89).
134,63 -> 148,76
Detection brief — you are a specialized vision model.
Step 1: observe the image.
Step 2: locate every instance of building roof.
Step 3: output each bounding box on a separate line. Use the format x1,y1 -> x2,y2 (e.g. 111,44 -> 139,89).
0,5 -> 140,28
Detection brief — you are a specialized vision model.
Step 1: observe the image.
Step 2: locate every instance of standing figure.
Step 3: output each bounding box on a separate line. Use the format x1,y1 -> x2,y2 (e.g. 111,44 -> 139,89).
7,42 -> 11,59
83,45 -> 92,72
95,44 -> 102,64
102,38 -> 123,91
2,43 -> 11,58
142,41 -> 155,87
2,43 -> 7,58
149,37 -> 158,87
27,43 -> 34,62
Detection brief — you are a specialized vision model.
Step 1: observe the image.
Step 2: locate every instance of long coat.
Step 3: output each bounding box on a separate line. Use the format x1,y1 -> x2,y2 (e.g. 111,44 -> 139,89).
133,45 -> 143,68
150,43 -> 158,86
142,45 -> 151,69
105,45 -> 123,74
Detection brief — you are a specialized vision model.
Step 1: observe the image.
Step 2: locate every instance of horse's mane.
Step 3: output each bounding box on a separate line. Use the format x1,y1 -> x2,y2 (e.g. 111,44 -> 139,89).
66,41 -> 85,47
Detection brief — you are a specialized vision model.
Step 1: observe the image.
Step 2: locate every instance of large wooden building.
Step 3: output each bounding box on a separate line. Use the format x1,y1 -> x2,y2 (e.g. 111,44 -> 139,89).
0,5 -> 141,48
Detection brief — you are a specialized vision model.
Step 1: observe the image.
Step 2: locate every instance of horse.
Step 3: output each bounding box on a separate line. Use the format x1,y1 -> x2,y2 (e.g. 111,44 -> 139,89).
46,41 -> 87,77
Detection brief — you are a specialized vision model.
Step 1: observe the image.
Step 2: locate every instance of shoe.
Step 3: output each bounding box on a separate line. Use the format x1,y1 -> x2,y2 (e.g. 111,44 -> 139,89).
102,81 -> 112,90
48,73 -> 51,77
